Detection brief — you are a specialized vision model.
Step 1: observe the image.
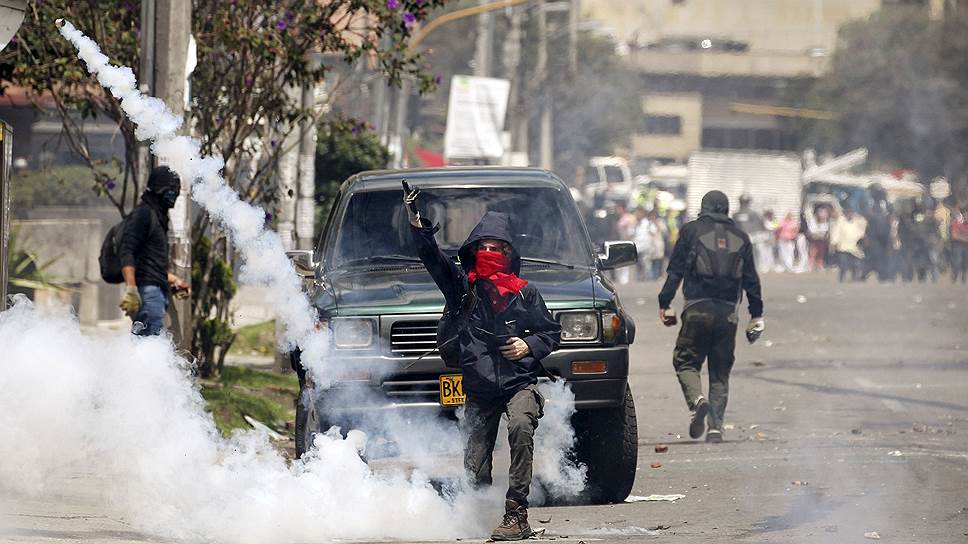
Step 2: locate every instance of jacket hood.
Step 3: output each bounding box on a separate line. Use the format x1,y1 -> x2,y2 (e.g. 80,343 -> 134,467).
457,211 -> 522,275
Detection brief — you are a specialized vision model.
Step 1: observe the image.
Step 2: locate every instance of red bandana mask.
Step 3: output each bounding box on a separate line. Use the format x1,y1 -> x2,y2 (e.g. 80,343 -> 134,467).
468,250 -> 528,312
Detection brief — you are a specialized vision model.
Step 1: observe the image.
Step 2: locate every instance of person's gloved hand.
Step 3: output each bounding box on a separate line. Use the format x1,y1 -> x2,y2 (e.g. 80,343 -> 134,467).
659,308 -> 678,327
120,286 -> 142,318
402,180 -> 421,226
746,317 -> 765,344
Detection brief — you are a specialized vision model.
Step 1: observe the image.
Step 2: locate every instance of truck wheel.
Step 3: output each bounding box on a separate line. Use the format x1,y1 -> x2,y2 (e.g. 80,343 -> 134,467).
572,384 -> 638,504
295,388 -> 320,458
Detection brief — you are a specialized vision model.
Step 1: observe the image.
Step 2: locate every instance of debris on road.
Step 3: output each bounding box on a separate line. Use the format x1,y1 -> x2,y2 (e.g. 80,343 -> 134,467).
792,480 -> 808,486
243,415 -> 287,441
864,531 -> 881,539
763,340 -> 774,347
751,361 -> 766,367
655,444 -> 669,453
625,494 -> 686,503
652,524 -> 672,531
723,424 -> 735,430
538,516 -> 552,524
888,450 -> 903,457
650,462 -> 663,469
851,428 -> 863,435
797,295 -> 808,303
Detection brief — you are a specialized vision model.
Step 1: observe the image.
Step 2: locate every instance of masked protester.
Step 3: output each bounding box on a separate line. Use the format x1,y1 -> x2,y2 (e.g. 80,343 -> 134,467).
118,166 -> 190,336
657,190 -> 764,443
403,182 -> 560,541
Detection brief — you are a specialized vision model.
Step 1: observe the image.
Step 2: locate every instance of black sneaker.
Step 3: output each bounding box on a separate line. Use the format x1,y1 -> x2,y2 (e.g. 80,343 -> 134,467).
689,398 -> 710,439
706,429 -> 723,443
491,500 -> 533,541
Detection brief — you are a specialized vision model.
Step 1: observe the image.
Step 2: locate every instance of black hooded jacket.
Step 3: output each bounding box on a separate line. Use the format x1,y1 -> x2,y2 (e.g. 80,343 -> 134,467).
119,192 -> 170,291
658,192 -> 764,318
411,211 -> 561,400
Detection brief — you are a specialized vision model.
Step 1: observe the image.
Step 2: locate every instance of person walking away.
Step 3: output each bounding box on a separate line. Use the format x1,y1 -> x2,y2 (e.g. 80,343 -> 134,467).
829,207 -> 867,282
118,166 -> 190,336
775,212 -> 799,273
899,203 -> 937,283
806,206 -> 830,271
403,183 -> 561,541
951,197 -> 968,284
794,211 -> 810,273
733,194 -> 772,274
658,190 -> 764,443
614,203 -> 638,285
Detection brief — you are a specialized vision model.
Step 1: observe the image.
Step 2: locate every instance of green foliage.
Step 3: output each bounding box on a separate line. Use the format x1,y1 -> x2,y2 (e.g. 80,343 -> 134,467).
315,117 -> 390,204
6,226 -> 64,294
200,366 -> 297,437
11,165 -> 122,209
229,320 -> 277,357
807,11 -> 968,181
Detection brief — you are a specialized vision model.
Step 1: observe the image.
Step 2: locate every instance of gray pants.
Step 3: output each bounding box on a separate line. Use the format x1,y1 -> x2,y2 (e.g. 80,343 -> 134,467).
672,301 -> 737,431
462,384 -> 544,507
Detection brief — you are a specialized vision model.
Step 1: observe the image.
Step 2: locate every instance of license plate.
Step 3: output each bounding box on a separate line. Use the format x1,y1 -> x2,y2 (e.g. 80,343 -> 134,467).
439,374 -> 465,406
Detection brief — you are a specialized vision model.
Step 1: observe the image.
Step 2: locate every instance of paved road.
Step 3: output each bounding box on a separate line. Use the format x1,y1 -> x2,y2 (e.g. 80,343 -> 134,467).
3,272 -> 967,543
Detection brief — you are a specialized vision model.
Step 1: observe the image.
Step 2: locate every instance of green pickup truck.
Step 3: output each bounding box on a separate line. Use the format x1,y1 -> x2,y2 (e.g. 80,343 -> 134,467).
288,167 -> 639,503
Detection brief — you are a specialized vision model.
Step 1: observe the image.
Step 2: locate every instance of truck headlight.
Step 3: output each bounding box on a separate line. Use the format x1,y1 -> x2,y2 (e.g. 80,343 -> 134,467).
332,318 -> 376,349
558,311 -> 600,342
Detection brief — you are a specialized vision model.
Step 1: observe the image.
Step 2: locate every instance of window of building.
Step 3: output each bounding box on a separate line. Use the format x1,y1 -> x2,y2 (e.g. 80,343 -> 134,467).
645,115 -> 682,135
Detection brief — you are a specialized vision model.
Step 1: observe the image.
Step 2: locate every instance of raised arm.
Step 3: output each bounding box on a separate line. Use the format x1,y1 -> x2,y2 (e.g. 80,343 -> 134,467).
404,181 -> 465,307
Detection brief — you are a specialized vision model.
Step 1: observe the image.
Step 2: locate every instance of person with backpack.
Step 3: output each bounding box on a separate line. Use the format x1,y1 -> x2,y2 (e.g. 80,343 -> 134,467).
657,190 -> 764,443
402,182 -> 560,541
117,166 -> 189,336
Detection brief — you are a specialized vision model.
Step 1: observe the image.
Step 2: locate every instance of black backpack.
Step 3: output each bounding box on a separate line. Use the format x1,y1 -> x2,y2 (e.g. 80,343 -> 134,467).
690,220 -> 747,292
99,217 -> 130,283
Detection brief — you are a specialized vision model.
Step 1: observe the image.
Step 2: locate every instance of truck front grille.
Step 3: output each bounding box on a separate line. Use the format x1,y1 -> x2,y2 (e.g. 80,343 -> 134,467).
381,375 -> 440,401
390,320 -> 438,356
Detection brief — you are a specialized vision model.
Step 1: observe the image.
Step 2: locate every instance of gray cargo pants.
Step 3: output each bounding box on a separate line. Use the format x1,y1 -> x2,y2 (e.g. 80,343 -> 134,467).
462,384 -> 544,507
672,300 -> 738,431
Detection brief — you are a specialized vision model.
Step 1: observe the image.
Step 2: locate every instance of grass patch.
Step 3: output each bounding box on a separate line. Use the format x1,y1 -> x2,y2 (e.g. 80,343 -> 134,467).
229,320 -> 276,357
201,366 -> 298,437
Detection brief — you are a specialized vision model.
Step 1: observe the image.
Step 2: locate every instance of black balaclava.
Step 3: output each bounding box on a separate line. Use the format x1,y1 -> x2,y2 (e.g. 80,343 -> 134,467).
700,190 -> 730,216
147,166 -> 181,209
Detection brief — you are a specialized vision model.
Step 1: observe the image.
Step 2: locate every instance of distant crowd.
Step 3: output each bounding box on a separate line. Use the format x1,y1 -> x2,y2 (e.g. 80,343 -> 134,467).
584,189 -> 968,285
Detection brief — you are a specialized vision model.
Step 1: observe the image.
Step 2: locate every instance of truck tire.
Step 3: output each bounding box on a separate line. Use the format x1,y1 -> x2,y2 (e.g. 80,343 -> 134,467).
572,384 -> 638,504
295,388 -> 320,458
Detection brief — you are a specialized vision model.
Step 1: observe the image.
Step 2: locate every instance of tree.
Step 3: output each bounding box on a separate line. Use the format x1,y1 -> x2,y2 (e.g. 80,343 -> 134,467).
1,0 -> 444,376
313,117 -> 390,240
806,11 -> 968,182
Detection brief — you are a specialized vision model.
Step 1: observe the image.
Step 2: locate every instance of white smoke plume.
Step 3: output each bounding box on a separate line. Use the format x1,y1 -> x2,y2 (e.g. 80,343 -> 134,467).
0,20 -> 589,542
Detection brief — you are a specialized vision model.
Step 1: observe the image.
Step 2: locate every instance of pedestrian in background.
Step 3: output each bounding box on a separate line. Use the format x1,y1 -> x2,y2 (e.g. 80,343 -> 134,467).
658,190 -> 764,444
733,195 -> 772,274
951,196 -> 968,284
830,206 -> 867,282
775,212 -> 799,273
762,210 -> 779,273
634,208 -> 666,281
118,166 -> 190,336
614,202 -> 638,285
806,205 -> 830,271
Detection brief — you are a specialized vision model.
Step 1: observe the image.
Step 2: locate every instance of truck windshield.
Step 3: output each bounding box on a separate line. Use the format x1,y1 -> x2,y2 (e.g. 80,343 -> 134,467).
325,186 -> 595,270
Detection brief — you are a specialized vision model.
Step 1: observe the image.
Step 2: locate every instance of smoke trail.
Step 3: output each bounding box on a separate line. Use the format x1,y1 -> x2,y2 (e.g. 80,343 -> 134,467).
54,19 -> 333,387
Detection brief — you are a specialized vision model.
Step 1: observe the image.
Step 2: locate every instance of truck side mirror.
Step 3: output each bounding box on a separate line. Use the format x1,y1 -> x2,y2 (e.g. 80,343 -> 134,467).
286,250 -> 316,278
598,241 -> 638,270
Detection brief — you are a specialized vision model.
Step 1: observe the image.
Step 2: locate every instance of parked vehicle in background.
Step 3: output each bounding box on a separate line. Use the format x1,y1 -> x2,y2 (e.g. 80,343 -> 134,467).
288,167 -> 640,504
582,156 -> 634,205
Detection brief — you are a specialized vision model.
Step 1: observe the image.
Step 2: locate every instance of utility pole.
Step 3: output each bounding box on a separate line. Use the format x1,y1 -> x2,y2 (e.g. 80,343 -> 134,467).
150,0 -> 192,350
474,0 -> 494,77
277,84 -> 301,251
504,4 -> 523,154
295,80 -> 319,250
537,1 -> 553,171
568,0 -> 580,76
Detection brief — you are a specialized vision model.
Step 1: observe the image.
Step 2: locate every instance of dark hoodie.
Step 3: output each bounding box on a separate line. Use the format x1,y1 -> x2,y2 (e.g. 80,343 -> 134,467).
412,211 -> 562,400
658,191 -> 764,317
119,191 -> 171,291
